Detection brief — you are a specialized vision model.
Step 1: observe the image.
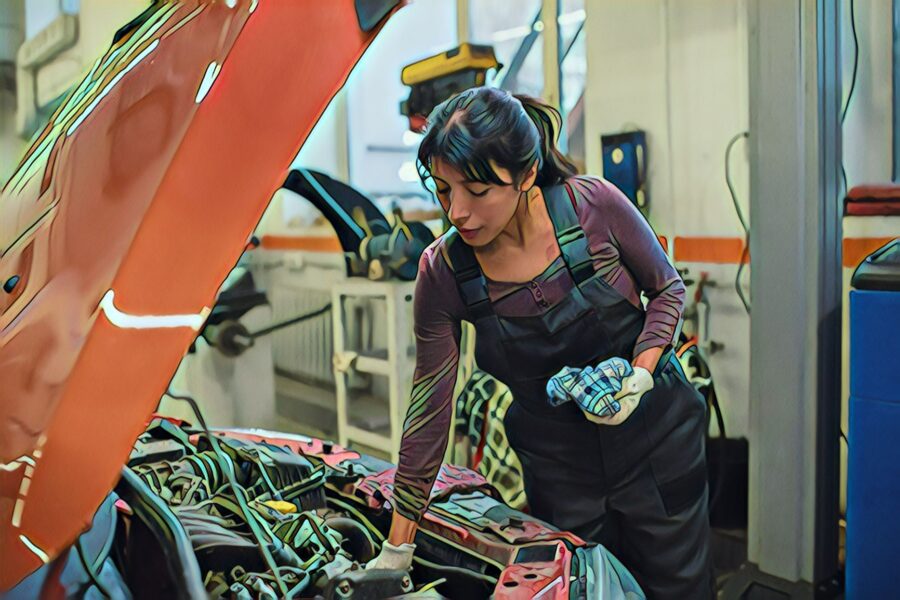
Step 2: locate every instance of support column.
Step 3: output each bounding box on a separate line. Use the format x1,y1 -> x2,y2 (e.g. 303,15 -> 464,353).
724,0 -> 842,596
456,0 -> 470,44
541,0 -> 561,109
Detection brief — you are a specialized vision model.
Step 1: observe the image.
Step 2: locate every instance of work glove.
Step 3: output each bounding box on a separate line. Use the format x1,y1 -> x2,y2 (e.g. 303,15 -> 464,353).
547,357 -> 633,423
597,366 -> 654,425
365,541 -> 416,571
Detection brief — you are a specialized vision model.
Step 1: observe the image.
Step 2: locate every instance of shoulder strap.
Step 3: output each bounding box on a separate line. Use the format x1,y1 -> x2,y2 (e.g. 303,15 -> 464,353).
544,182 -> 595,286
444,228 -> 495,321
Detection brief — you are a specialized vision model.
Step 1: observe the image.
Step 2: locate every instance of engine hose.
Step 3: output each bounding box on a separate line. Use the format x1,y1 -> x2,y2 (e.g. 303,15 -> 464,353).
325,496 -> 385,542
324,516 -> 377,563
76,538 -> 112,599
118,468 -> 208,599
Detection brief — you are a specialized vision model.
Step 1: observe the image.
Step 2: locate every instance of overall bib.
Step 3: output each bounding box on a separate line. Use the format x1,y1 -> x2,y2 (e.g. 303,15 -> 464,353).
445,183 -> 713,599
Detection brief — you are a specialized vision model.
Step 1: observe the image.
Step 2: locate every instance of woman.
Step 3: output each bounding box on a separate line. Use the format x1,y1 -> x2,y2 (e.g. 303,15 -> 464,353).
368,87 -> 711,599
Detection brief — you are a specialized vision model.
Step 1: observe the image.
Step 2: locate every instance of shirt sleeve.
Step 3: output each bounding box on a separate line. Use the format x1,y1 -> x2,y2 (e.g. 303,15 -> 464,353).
575,177 -> 686,358
392,242 -> 464,522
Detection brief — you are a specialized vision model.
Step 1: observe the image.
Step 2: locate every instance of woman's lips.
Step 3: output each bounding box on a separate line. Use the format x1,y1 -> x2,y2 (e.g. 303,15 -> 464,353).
458,227 -> 480,240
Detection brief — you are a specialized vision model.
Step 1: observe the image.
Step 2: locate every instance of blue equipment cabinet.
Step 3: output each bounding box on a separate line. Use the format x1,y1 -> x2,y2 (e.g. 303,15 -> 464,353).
847,238 -> 900,598
601,131 -> 647,212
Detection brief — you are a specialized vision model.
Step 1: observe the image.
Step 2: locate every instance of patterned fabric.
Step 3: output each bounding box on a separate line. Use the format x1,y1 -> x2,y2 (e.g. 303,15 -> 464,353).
452,370 -> 527,510
394,176 -> 686,522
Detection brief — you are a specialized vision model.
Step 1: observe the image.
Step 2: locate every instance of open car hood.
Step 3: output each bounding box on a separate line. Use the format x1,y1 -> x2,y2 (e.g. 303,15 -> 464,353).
0,0 -> 399,588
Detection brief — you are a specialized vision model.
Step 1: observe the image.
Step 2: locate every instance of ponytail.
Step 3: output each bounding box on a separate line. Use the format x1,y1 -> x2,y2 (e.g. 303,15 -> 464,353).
416,86 -> 578,193
513,94 -> 578,187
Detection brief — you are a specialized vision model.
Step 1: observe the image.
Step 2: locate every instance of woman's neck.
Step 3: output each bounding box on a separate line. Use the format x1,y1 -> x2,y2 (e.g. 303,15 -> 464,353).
480,186 -> 547,256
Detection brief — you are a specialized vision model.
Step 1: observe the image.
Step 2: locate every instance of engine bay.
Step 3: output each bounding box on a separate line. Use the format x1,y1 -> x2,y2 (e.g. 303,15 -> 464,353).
8,416 -> 642,599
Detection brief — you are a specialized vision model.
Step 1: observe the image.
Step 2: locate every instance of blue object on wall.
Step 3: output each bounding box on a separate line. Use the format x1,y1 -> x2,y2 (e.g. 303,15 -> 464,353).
847,239 -> 900,599
601,131 -> 648,212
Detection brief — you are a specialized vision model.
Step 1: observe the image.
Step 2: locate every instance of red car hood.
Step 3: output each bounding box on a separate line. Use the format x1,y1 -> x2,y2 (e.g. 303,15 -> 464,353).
0,0 -> 398,588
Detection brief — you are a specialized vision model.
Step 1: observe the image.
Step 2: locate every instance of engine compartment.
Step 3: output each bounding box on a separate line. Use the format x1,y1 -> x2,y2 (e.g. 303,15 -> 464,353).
8,417 -> 643,599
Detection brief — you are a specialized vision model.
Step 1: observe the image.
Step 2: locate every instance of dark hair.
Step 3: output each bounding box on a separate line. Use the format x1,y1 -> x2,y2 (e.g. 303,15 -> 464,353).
416,87 -> 577,193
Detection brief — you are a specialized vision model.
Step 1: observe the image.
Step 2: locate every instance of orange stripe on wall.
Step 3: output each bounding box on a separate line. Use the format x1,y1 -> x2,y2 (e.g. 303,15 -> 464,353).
673,237 -> 749,264
260,234 -> 342,252
256,234 -> 895,266
842,237 -> 894,268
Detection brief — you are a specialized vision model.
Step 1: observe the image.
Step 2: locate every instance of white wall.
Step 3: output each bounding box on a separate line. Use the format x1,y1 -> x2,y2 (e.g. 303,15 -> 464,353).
346,0 -> 456,196
584,0 -> 752,436
290,89 -> 349,181
842,0 -> 893,187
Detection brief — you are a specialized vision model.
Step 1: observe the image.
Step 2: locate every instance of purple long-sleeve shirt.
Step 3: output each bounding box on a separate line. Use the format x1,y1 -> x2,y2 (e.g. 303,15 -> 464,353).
392,176 -> 686,522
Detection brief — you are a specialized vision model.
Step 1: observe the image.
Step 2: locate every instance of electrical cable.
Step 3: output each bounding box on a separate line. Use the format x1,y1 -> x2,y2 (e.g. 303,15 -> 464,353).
417,577 -> 448,594
248,303 -> 332,339
725,131 -> 751,314
167,390 -> 292,598
841,0 -> 859,197
839,0 -> 859,445
842,0 -> 859,127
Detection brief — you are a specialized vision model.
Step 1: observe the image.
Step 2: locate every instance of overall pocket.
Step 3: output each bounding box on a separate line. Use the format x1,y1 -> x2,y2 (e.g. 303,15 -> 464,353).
644,375 -> 709,516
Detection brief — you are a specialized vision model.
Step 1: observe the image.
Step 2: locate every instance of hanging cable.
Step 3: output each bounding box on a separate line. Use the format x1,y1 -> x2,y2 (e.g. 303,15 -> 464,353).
837,0 -> 860,447
842,0 -> 859,126
247,303 -> 332,339
726,131 -> 751,314
841,0 -> 859,197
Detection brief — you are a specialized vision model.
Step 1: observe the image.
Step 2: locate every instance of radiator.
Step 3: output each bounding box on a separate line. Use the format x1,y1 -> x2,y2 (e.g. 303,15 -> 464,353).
269,280 -> 335,387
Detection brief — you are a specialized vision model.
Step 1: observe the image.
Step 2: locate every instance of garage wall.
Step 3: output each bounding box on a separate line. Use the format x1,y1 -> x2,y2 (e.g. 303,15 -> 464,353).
583,0 -> 894,439
584,0 -> 752,436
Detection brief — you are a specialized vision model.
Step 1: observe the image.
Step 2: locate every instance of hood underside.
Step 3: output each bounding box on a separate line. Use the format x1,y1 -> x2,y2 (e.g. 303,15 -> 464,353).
0,0 -> 398,588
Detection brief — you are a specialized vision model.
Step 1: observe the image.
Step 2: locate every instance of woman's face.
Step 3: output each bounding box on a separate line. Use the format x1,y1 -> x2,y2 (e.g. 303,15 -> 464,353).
429,158 -> 526,248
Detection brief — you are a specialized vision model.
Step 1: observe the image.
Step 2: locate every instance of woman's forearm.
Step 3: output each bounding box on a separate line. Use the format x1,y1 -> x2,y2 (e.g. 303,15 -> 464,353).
388,511 -> 418,545
632,346 -> 663,373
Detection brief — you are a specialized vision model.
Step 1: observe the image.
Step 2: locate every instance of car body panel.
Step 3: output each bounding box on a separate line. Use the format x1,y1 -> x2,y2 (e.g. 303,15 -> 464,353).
0,0 -> 396,588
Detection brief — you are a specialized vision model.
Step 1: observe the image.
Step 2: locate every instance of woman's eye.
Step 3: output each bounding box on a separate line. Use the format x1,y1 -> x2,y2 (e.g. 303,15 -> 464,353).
470,188 -> 489,197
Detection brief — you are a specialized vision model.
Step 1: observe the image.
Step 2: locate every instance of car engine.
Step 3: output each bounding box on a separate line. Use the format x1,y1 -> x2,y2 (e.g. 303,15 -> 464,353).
7,417 -> 643,599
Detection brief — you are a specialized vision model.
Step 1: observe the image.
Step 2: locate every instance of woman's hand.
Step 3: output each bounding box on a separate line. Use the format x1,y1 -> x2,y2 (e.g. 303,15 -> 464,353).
592,366 -> 654,425
547,358 -> 632,420
365,511 -> 418,570
365,541 -> 416,571
547,353 -> 658,425
589,347 -> 661,425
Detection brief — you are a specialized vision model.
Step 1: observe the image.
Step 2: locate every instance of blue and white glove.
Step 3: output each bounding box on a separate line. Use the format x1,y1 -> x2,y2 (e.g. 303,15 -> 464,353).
547,358 -> 631,421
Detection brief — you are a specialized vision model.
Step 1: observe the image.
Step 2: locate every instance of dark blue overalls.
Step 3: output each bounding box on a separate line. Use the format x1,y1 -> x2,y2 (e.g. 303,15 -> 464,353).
445,183 -> 713,599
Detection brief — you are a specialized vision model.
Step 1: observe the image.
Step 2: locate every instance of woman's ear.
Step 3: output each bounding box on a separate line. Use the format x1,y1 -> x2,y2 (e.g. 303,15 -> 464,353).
518,159 -> 539,192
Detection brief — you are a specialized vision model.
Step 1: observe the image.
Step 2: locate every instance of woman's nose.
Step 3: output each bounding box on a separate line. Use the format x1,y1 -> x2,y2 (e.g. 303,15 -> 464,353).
447,194 -> 469,223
